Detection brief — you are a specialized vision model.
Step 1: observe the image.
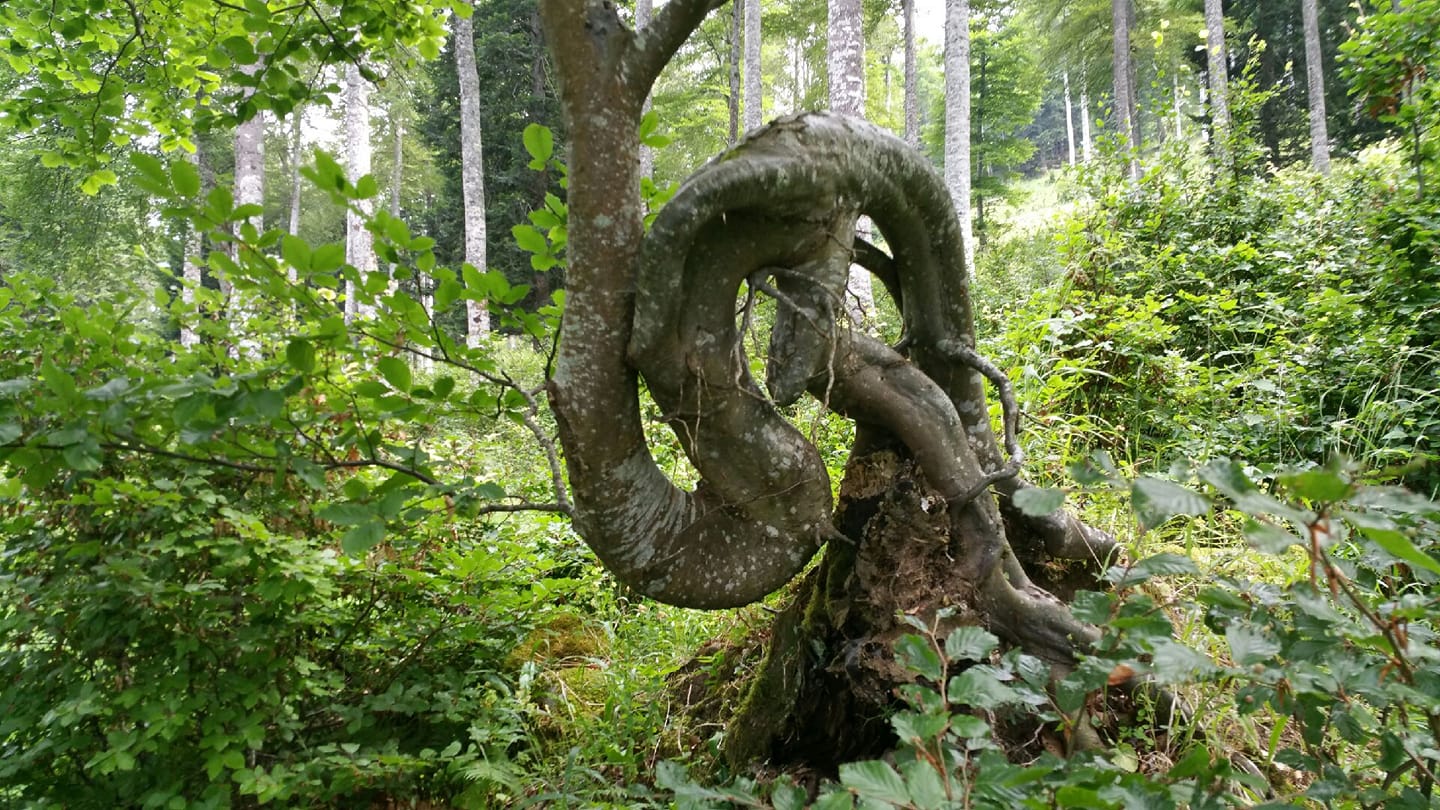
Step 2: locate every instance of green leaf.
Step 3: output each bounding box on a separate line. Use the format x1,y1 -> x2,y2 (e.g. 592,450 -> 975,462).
899,759 -> 949,810
355,174 -> 379,199
512,224 -> 549,256
81,169 -> 118,195
894,634 -> 943,682
318,503 -> 373,526
522,123 -> 554,168
771,777 -> 807,810
1226,626 -> 1280,666
837,760 -> 909,805
281,235 -> 311,271
1012,486 -> 1065,516
948,669 -> 1019,709
172,158 -> 201,196
1348,515 -> 1440,575
0,422 -> 21,444
377,357 -> 412,394
285,339 -> 315,374
341,519 -> 385,554
312,243 -> 346,272
1131,476 -> 1209,528
1108,552 -> 1199,587
432,376 -> 455,398
41,359 -> 78,402
1279,468 -> 1352,503
1243,519 -> 1302,554
944,626 -> 999,662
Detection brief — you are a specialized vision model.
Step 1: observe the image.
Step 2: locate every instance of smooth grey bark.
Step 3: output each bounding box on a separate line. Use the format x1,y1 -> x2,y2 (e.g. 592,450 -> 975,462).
1081,82 -> 1093,162
1111,0 -> 1138,179
826,0 -> 872,318
944,0 -> 973,271
344,61 -> 377,323
638,0 -> 655,178
744,0 -> 762,131
180,145 -> 203,348
1204,0 -> 1230,163
230,65 -> 264,351
1064,70 -> 1076,166
454,12 -> 491,341
729,0 -> 742,144
903,0 -> 917,148
1301,0 -> 1331,174
288,111 -> 303,238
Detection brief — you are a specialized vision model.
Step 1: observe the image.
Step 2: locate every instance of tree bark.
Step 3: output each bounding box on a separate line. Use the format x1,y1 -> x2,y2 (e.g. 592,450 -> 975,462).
729,0 -> 742,145
537,0 -> 1116,769
944,0 -> 973,271
1081,80 -> 1093,162
637,0 -> 655,179
344,61 -> 377,324
1301,0 -> 1331,174
1204,0 -> 1230,167
1111,0 -> 1138,179
454,12 -> 491,341
180,145 -> 203,348
1064,70 -> 1076,166
826,0 -> 872,319
903,0 -> 917,148
743,0 -> 762,131
230,64 -> 264,352
289,110 -> 303,239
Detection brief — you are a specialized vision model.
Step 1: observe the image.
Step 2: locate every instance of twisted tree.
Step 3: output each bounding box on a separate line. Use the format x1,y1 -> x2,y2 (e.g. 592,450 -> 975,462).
539,0 -> 1119,767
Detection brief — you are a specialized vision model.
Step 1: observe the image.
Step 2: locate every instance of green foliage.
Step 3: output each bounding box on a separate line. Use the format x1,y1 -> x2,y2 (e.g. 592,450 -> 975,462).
658,464 -> 1440,808
993,140 -> 1440,489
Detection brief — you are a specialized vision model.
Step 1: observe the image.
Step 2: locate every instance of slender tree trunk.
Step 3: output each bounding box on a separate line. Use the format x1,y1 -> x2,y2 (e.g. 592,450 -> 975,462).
230,65 -> 264,352
743,0 -> 762,131
1204,0 -> 1230,166
289,111 -> 303,238
454,13 -> 491,340
1111,0 -> 1138,179
637,0 -> 655,178
1301,0 -> 1330,174
344,62 -> 377,323
827,0 -> 872,318
974,49 -> 986,247
1081,71 -> 1093,162
180,145 -> 203,348
1063,70 -> 1076,166
729,0 -> 742,145
944,0 -> 973,272
903,0 -> 917,147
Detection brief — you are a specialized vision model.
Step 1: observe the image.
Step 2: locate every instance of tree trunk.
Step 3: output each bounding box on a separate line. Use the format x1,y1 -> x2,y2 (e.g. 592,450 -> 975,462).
1111,0 -> 1138,179
637,0 -> 655,178
903,0 -> 917,148
1204,0 -> 1230,167
729,0 -> 742,145
743,0 -> 762,131
1081,79 -> 1093,162
454,13 -> 491,342
1064,70 -> 1076,166
827,0 -> 872,319
344,61 -> 377,323
289,111 -> 303,239
231,66 -> 264,352
1301,0 -> 1331,174
537,0 -> 1116,770
180,145 -> 203,348
944,0 -> 973,272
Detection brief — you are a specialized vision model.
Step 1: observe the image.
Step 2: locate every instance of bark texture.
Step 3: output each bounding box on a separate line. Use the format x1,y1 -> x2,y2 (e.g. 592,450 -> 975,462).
454,13 -> 492,340
344,62 -> 377,323
903,0 -> 917,148
538,0 -> 1117,767
1204,0 -> 1230,162
180,145 -> 203,348
1301,0 -> 1331,174
1110,0 -> 1138,179
743,0 -> 762,131
944,0 -> 973,272
1063,70 -> 1075,166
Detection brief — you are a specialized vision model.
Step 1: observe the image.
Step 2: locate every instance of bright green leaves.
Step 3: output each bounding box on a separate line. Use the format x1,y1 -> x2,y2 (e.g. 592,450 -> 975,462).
377,356 -> 412,394
522,122 -> 554,169
1012,486 -> 1065,516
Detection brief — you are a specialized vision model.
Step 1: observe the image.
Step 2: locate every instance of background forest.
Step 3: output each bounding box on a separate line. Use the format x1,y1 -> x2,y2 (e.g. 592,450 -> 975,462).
1,0 -> 1439,807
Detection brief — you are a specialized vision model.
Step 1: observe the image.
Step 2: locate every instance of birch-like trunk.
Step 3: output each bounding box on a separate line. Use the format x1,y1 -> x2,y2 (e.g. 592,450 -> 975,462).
1111,0 -> 1138,179
344,62 -> 378,323
180,145 -> 203,348
1081,83 -> 1093,162
231,64 -> 264,350
287,108 -> 303,283
1063,70 -> 1076,166
454,13 -> 491,341
743,0 -> 762,131
638,0 -> 655,178
903,0 -> 917,148
729,0 -> 742,145
1204,0 -> 1230,164
827,0 -> 872,317
1301,0 -> 1330,174
944,0 -> 973,272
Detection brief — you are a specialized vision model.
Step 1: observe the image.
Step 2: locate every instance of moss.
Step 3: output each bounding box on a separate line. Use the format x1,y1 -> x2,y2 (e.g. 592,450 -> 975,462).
506,611 -> 608,669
